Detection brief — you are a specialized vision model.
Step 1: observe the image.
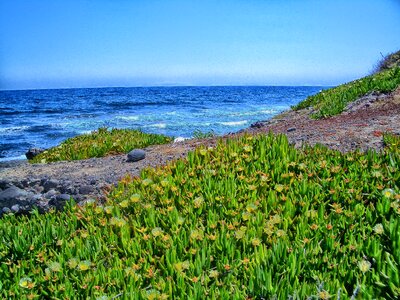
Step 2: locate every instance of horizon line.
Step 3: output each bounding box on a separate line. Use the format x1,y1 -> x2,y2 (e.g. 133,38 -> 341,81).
0,83 -> 333,92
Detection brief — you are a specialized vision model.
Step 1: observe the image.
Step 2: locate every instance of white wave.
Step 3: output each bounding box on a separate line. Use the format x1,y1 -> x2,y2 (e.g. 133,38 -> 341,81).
0,126 -> 30,133
174,137 -> 189,143
218,120 -> 248,126
147,123 -> 167,129
0,155 -> 26,162
228,109 -> 276,117
78,130 -> 93,135
116,115 -> 139,121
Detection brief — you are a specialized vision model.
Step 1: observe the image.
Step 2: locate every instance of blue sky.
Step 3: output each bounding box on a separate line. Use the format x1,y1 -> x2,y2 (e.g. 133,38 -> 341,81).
1,0 -> 400,90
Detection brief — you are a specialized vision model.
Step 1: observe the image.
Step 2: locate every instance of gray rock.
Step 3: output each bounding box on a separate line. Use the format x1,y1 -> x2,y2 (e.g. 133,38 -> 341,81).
287,127 -> 296,132
2,207 -> 11,214
11,204 -> 20,213
49,194 -> 71,210
127,149 -> 146,162
30,194 -> 44,204
25,147 -> 45,160
0,180 -> 12,190
79,185 -> 95,195
43,179 -> 59,192
56,194 -> 71,202
0,186 -> 32,208
44,189 -> 58,199
250,121 -> 265,129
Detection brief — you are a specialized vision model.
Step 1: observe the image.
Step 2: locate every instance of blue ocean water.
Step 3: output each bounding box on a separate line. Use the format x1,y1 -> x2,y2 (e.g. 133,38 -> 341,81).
0,86 -> 324,161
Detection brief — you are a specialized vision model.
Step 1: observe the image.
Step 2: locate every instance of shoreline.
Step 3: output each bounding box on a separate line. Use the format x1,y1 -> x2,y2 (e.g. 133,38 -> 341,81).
1,87 -> 399,215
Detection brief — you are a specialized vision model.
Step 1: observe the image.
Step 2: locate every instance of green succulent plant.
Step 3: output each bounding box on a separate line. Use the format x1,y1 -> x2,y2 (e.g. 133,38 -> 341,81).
1,132 -> 400,299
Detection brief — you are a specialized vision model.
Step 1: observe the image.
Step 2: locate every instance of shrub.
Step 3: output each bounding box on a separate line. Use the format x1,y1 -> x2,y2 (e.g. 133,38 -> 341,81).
30,127 -> 172,163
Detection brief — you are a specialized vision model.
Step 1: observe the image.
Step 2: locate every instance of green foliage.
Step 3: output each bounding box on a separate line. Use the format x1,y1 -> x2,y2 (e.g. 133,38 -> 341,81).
30,127 -> 172,163
374,50 -> 400,73
192,129 -> 216,139
1,133 -> 400,299
293,67 -> 400,119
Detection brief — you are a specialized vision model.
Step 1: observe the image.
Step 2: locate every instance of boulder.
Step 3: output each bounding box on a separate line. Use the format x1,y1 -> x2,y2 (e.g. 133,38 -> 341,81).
79,185 -> 95,195
25,147 -> 45,160
127,149 -> 146,162
42,179 -> 59,192
0,186 -> 33,208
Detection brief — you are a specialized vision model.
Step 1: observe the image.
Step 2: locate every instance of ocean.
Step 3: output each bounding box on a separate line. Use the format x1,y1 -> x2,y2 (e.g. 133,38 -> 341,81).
0,86 -> 324,161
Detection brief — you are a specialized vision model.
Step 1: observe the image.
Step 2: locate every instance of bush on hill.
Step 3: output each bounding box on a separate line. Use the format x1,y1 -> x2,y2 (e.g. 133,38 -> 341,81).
374,50 -> 400,73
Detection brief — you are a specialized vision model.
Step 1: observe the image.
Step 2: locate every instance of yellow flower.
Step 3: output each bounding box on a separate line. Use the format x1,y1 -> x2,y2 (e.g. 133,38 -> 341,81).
358,259 -> 371,273
110,217 -> 127,227
275,184 -> 284,193
119,200 -> 129,208
142,178 -> 153,186
373,223 -> 384,235
95,206 -> 104,214
174,260 -> 190,273
276,229 -> 286,237
251,238 -> 261,247
78,260 -> 91,271
383,188 -> 395,198
242,211 -> 252,221
19,277 -> 33,289
243,145 -> 253,152
160,180 -> 169,187
318,290 -> 331,300
246,203 -> 257,213
104,206 -> 113,214
234,227 -> 246,240
190,229 -> 204,241
199,149 -> 207,156
271,214 -> 282,224
130,194 -> 141,203
48,261 -> 62,272
151,227 -> 164,237
68,258 -> 78,269
209,270 -> 219,278
193,196 -> 204,208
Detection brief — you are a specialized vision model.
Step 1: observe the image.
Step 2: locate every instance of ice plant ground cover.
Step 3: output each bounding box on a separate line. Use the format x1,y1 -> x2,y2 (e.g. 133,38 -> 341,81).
1,133 -> 399,299
29,127 -> 172,163
293,67 -> 400,119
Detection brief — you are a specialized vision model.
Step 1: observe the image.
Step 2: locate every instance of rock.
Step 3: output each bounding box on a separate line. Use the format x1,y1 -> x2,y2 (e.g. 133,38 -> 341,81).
11,204 -> 20,213
0,179 -> 12,190
287,127 -> 296,132
49,194 -> 71,210
56,194 -> 71,202
42,179 -> 59,192
79,185 -> 95,195
250,121 -> 265,129
25,147 -> 45,160
0,186 -> 33,208
2,207 -> 11,214
30,194 -> 44,204
44,189 -> 58,199
127,149 -> 146,162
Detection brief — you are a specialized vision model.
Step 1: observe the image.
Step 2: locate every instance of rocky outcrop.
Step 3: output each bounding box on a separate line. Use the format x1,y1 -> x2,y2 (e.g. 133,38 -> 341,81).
25,147 -> 45,160
0,177 -> 106,217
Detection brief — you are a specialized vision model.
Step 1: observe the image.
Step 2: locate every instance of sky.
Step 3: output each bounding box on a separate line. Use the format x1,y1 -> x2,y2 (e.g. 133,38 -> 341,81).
1,0 -> 400,90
